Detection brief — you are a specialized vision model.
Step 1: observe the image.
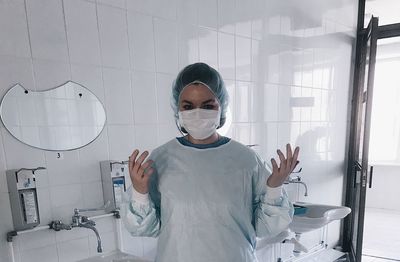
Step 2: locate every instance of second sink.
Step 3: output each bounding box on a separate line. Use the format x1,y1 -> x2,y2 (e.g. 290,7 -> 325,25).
289,202 -> 351,234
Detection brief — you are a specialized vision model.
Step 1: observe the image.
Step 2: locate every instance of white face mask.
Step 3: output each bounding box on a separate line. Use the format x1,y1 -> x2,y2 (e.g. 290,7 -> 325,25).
178,108 -> 221,140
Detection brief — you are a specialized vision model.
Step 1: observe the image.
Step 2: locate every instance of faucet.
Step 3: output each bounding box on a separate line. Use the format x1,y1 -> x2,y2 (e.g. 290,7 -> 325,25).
72,207 -> 103,253
49,203 -> 110,253
285,176 -> 308,197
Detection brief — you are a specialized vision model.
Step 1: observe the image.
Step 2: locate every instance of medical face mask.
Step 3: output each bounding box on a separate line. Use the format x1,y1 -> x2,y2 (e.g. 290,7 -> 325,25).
178,108 -> 221,140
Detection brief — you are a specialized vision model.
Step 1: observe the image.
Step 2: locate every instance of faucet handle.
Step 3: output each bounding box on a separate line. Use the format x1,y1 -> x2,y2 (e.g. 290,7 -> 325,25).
284,175 -> 301,184
81,216 -> 95,226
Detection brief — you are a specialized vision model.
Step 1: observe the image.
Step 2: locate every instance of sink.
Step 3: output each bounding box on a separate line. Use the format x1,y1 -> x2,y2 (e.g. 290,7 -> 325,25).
77,250 -> 152,262
289,202 -> 351,234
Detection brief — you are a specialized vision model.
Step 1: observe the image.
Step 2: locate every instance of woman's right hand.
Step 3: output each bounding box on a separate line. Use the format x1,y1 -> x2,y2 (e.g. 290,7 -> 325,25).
128,149 -> 154,194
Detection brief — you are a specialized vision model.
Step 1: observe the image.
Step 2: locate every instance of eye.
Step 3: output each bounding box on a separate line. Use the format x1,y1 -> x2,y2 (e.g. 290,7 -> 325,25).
202,104 -> 215,110
182,104 -> 193,110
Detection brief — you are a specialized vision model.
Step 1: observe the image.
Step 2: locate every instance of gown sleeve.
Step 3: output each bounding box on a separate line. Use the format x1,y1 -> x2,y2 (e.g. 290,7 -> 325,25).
120,157 -> 161,237
252,154 -> 294,238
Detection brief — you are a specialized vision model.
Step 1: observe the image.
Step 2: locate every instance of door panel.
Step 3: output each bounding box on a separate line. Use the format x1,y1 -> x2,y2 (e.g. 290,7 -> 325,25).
344,16 -> 378,262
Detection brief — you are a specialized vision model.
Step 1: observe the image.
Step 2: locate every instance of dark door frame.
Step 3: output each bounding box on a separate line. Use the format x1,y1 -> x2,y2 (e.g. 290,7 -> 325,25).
343,0 -> 400,261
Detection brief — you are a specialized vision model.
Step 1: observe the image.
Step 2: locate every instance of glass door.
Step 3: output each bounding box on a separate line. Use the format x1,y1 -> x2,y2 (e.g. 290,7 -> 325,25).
344,16 -> 378,262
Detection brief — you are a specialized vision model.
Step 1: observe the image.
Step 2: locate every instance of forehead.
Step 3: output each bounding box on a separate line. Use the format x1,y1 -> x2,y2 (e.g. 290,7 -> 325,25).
179,84 -> 217,102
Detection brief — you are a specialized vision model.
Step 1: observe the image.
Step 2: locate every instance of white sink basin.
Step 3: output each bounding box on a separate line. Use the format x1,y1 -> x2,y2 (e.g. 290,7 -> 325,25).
289,202 -> 351,234
77,250 -> 152,262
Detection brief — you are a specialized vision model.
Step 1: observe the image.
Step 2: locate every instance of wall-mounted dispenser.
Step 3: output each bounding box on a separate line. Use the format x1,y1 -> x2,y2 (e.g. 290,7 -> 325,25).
6,167 -> 46,231
100,161 -> 129,213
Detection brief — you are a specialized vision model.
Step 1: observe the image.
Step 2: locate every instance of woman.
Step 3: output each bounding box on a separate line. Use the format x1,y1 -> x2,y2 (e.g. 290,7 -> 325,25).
122,62 -> 300,262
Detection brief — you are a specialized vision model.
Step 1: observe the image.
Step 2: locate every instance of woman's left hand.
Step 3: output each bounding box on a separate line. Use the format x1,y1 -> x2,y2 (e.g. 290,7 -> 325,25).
267,144 -> 300,188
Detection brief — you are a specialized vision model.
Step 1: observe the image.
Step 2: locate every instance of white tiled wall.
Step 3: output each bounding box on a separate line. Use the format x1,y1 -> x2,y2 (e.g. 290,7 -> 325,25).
0,0 -> 357,261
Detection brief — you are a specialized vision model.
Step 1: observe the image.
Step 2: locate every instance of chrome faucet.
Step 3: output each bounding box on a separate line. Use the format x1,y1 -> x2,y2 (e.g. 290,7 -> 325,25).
285,176 -> 308,197
72,207 -> 103,253
49,203 -> 110,253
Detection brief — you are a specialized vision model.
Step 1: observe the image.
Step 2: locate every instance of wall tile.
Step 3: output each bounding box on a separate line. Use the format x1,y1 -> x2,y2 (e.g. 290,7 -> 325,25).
0,136 -> 8,193
55,227 -> 89,243
218,32 -> 235,80
152,0 -> 177,20
132,71 -> 158,124
264,84 -> 278,122
57,237 -> 90,262
82,181 -> 104,208
235,81 -> 252,122
1,128 -> 46,169
50,184 -> 83,208
278,85 -> 292,122
97,5 -> 130,69
235,0 -> 252,38
177,0 -> 197,25
217,0 -> 235,34
107,125 -> 135,161
103,67 -> 133,125
70,64 -> 105,104
134,124 -> 159,152
235,36 -> 252,81
153,18 -> 178,74
0,56 -> 34,98
0,1 -> 31,58
19,244 -> 58,262
16,230 -> 56,251
127,11 -> 156,72
97,0 -> 126,9
26,0 -> 69,62
46,150 -> 81,186
198,0 -> 217,29
32,59 -> 71,91
37,187 -> 53,225
126,0 -> 152,15
157,124 -> 181,145
92,216 -> 115,233
0,192 -> 14,262
78,129 -> 109,183
198,28 -> 218,69
156,73 -> 175,125
64,0 -> 101,66
178,23 -> 199,69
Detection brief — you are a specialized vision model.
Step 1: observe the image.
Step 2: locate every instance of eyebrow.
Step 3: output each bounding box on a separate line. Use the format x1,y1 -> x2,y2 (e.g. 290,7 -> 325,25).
181,99 -> 216,104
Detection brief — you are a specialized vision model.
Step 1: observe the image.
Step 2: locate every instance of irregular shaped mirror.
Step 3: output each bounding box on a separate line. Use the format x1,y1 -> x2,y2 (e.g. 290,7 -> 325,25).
0,81 -> 106,151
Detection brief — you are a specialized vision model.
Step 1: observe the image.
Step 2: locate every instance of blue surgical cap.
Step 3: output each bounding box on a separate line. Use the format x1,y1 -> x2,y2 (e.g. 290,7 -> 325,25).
171,62 -> 229,129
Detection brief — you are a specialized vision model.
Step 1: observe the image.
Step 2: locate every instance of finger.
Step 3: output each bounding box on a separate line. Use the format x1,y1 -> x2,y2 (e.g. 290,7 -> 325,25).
141,160 -> 153,170
271,158 -> 279,174
133,151 -> 149,174
291,147 -> 300,170
286,144 -> 293,169
143,167 -> 154,178
129,149 -> 139,173
277,149 -> 287,169
138,160 -> 153,177
287,144 -> 292,160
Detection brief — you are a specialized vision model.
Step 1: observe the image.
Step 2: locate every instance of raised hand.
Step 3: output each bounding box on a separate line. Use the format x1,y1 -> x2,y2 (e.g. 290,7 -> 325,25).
128,149 -> 154,194
267,144 -> 300,188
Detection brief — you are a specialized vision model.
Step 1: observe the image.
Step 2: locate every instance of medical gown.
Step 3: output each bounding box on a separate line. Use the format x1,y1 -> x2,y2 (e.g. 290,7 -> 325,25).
121,138 -> 294,262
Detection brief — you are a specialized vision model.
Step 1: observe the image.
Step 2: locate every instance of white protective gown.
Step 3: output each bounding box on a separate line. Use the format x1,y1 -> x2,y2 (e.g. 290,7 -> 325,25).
121,138 -> 294,262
